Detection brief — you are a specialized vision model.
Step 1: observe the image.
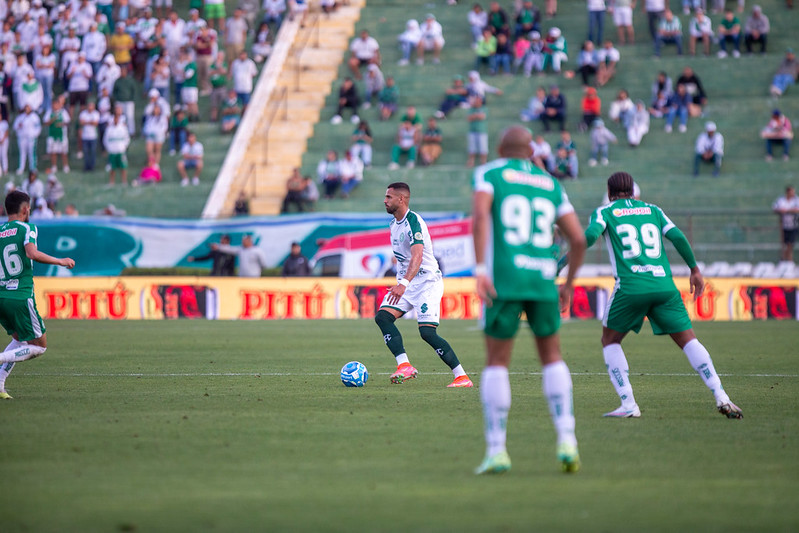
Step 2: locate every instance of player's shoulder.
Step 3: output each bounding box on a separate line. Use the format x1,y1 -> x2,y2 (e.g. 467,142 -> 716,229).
473,158 -> 510,180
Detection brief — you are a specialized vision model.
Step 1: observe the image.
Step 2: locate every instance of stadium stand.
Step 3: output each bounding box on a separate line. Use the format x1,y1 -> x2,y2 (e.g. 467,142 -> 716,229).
296,0 -> 798,263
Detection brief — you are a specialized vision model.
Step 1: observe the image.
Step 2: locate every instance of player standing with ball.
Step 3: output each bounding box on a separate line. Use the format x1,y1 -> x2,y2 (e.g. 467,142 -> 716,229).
374,182 -> 474,388
472,126 -> 587,475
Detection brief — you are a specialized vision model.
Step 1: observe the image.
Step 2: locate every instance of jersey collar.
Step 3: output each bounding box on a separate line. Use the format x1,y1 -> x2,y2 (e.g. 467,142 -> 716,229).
395,208 -> 410,224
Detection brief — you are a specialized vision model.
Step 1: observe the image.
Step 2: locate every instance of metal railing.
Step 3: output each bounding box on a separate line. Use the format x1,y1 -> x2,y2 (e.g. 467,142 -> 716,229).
293,12 -> 321,91
261,85 -> 289,166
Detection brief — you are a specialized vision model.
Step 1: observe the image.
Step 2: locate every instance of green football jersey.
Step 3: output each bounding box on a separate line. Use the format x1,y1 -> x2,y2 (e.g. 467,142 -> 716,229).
586,198 -> 679,293
474,158 -> 574,301
0,220 -> 38,300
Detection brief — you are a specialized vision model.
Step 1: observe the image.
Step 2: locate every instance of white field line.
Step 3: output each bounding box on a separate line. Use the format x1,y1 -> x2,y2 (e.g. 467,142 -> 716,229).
18,372 -> 799,378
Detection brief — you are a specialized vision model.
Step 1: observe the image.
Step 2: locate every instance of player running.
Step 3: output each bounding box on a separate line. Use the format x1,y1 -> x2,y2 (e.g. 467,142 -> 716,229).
374,182 -> 473,388
0,190 -> 75,398
581,172 -> 742,419
472,126 -> 586,475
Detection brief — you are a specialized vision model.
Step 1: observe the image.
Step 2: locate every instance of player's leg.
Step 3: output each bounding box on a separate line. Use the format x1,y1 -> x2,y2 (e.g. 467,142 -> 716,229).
651,292 -> 742,418
600,288 -> 644,417
375,300 -> 417,383
475,334 -> 514,474
528,300 -> 579,472
0,301 -> 48,364
600,327 -> 639,417
475,300 -> 520,474
670,328 -> 742,418
416,278 -> 471,387
419,325 -> 471,387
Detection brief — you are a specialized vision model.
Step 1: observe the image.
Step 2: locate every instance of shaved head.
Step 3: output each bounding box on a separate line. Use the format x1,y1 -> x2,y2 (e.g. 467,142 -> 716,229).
497,126 -> 533,159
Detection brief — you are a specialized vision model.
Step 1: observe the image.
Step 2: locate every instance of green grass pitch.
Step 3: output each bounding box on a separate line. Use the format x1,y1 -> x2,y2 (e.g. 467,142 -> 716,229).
2,319 -> 797,532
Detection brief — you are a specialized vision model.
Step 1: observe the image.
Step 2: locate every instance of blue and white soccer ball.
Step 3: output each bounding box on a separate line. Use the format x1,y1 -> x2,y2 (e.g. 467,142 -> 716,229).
340,361 -> 369,387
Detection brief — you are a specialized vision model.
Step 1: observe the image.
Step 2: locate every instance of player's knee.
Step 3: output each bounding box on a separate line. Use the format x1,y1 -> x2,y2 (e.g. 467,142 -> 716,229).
375,309 -> 396,327
418,325 -> 438,343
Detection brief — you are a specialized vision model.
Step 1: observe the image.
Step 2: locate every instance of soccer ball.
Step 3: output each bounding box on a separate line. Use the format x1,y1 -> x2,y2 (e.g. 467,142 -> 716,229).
340,361 -> 369,387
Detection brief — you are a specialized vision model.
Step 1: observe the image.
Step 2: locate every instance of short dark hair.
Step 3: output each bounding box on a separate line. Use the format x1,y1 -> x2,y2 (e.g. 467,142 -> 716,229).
5,190 -> 30,215
388,182 -> 410,195
607,172 -> 635,200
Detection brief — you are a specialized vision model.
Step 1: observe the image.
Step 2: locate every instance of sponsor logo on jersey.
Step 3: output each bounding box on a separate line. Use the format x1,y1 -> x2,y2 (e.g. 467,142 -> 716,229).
0,279 -> 19,290
501,169 -> 555,190
512,255 -> 557,278
413,232 -> 423,241
630,264 -> 666,277
612,207 -> 652,217
0,228 -> 18,238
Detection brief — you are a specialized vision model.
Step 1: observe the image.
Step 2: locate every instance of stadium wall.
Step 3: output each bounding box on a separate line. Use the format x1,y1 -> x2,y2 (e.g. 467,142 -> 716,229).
35,277 -> 798,321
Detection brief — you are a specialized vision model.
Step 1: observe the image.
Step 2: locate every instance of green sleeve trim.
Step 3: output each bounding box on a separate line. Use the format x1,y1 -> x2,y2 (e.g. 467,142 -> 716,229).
405,212 -> 424,245
666,227 -> 697,269
585,222 -> 603,249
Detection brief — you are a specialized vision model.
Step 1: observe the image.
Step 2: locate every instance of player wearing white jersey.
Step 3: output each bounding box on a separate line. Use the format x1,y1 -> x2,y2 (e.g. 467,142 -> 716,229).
375,182 -> 473,388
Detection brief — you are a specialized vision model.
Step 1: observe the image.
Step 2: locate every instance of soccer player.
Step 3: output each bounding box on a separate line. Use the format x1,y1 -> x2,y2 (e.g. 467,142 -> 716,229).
472,126 -> 586,475
375,182 -> 473,388
584,171 -> 742,419
0,190 -> 76,398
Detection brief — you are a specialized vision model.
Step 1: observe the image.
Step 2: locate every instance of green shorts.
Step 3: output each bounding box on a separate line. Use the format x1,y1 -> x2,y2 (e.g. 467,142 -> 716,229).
109,153 -> 128,170
604,288 -> 692,335
483,299 -> 561,339
0,297 -> 45,342
204,3 -> 226,19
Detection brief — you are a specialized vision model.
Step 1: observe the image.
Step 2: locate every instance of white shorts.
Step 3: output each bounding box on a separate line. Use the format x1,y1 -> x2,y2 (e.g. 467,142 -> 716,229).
47,137 -> 68,154
613,6 -> 633,26
181,87 -> 199,104
468,132 -> 488,155
420,36 -> 445,50
381,274 -> 443,325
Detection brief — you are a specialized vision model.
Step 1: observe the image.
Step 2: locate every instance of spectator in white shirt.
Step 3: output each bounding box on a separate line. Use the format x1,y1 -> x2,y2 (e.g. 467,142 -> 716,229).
79,100 -> 99,171
689,8 -> 713,56
397,20 -> 421,66
13,104 -> 41,175
143,102 -> 168,165
225,8 -> 248,64
96,54 -> 120,97
81,21 -> 106,77
212,235 -> 269,277
178,131 -> 204,186
347,29 -> 380,80
67,51 -> 92,120
693,121 -> 724,176
262,0 -> 286,29
416,14 -> 445,65
230,49 -> 258,109
104,110 -> 131,185
468,4 -> 488,44
21,171 -> 45,206
163,10 -> 187,60
18,70 -> 43,114
35,44 -> 56,113
530,134 -> 554,171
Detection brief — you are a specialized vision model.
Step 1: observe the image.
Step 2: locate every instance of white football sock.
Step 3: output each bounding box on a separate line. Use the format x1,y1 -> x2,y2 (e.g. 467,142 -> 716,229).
0,343 -> 46,364
451,364 -> 467,378
481,366 -> 511,456
542,361 -> 577,447
683,339 -> 729,404
603,343 -> 637,408
394,353 -> 409,366
0,340 -> 20,390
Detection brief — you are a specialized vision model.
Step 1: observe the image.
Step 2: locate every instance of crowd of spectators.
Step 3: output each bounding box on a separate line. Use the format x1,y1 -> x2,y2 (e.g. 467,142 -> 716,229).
1,0 -> 275,214
314,0 -> 794,190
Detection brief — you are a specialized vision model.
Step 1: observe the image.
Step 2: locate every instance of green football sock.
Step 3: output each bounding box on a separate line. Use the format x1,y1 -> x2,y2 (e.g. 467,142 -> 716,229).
375,310 -> 406,357
419,326 -> 461,370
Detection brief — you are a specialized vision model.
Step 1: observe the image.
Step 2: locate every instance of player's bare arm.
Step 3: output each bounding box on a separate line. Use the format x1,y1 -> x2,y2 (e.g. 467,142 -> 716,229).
665,226 -> 702,300
25,242 -> 75,269
556,211 -> 586,311
471,190 -> 497,306
386,243 -> 422,305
